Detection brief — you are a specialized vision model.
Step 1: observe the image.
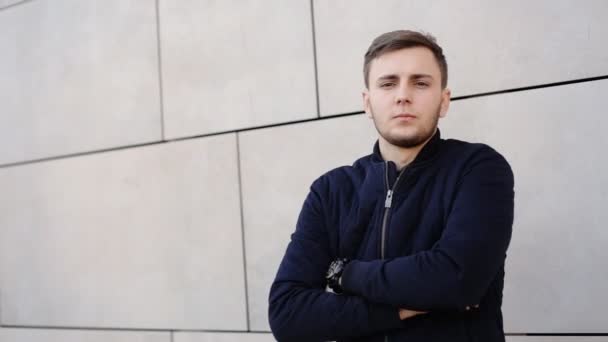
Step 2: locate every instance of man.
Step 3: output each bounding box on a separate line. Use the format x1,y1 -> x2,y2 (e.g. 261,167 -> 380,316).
269,30 -> 514,342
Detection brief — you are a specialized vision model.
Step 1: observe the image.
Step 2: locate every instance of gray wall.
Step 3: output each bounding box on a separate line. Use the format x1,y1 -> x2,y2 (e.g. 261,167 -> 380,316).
1,0 -> 607,341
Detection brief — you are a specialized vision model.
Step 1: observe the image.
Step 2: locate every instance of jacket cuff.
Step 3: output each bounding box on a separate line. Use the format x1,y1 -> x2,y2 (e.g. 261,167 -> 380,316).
342,261 -> 402,330
341,259 -> 365,294
367,303 -> 402,330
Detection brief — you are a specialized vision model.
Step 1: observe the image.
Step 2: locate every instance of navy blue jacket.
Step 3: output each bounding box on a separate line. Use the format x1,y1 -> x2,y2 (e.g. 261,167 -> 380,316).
269,130 -> 514,341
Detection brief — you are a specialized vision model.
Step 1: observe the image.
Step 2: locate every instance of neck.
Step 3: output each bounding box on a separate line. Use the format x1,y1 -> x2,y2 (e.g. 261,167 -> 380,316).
378,130 -> 436,171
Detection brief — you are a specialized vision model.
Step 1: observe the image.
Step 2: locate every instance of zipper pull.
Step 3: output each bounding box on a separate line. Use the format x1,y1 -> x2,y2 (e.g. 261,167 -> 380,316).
384,189 -> 393,208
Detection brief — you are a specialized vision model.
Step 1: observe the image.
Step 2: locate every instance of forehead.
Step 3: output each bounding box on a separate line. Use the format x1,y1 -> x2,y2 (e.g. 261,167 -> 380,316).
368,46 -> 441,80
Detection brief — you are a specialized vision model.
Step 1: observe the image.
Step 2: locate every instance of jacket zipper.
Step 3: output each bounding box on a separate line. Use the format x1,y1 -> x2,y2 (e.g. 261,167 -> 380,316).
381,162 -> 407,342
381,162 -> 406,259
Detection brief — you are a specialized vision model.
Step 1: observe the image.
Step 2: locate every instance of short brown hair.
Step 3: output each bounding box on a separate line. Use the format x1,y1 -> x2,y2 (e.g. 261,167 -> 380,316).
363,30 -> 448,89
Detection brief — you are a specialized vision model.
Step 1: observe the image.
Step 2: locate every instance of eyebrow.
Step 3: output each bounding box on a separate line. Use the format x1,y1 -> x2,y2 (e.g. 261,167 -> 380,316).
376,73 -> 434,83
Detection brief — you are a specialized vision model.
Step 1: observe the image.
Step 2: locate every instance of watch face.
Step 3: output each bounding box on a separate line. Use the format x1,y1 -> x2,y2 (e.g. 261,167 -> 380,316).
326,260 -> 343,279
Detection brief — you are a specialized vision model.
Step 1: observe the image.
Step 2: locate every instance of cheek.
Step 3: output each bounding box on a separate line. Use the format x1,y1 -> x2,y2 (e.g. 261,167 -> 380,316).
370,101 -> 391,120
419,93 -> 443,110
370,94 -> 392,110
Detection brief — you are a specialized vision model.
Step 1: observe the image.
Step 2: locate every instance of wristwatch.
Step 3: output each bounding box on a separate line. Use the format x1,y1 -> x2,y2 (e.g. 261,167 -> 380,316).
325,258 -> 350,294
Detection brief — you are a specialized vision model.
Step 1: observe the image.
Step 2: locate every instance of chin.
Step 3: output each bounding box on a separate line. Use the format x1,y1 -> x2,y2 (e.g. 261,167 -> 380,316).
385,136 -> 422,148
389,129 -> 419,141
383,128 -> 432,148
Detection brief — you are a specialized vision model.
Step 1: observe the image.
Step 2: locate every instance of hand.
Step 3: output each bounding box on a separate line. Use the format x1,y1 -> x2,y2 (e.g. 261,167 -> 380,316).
399,304 -> 479,320
398,308 -> 428,320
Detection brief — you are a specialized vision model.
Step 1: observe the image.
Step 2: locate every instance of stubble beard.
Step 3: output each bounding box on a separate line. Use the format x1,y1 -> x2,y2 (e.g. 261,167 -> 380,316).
370,104 -> 441,149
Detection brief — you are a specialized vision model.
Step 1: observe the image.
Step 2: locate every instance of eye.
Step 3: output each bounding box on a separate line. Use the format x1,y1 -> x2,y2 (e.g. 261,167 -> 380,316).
379,82 -> 395,88
415,81 -> 430,88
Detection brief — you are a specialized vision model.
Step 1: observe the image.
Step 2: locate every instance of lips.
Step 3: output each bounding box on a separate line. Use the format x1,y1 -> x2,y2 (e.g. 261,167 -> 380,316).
393,113 -> 416,120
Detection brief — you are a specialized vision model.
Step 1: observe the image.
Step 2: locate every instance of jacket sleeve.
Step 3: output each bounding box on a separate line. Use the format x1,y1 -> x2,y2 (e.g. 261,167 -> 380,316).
340,148 -> 514,311
268,176 -> 404,342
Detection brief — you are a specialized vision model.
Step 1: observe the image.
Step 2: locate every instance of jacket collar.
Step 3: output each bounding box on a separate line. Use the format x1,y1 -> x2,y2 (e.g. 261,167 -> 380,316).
371,128 -> 442,168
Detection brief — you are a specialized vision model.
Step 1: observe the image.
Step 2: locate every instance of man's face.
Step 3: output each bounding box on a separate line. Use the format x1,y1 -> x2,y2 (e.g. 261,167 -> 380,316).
363,46 -> 450,149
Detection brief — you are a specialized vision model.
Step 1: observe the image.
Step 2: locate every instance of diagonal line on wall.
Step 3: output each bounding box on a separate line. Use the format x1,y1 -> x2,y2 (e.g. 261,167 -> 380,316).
0,0 -> 34,12
451,75 -> 608,101
2,75 -> 607,169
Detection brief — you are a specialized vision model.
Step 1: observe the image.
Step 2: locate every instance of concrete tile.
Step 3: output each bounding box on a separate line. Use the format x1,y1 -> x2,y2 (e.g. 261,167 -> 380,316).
507,337 -> 608,342
0,0 -> 162,165
175,332 -> 274,342
314,0 -> 608,116
0,328 -> 170,342
0,134 -> 247,330
160,0 -> 317,139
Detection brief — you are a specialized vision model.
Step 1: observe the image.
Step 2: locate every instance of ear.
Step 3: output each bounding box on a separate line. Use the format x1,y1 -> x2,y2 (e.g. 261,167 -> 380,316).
439,88 -> 451,118
362,89 -> 372,118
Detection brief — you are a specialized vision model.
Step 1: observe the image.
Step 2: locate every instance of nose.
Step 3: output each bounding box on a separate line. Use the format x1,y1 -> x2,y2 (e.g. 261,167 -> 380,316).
395,84 -> 412,105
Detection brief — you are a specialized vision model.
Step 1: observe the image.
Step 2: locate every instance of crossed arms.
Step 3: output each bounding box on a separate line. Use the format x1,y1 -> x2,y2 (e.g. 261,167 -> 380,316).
269,151 -> 514,341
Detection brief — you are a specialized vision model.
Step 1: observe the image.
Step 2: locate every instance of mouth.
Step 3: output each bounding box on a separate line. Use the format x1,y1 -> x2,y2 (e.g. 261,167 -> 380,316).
393,113 -> 417,120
